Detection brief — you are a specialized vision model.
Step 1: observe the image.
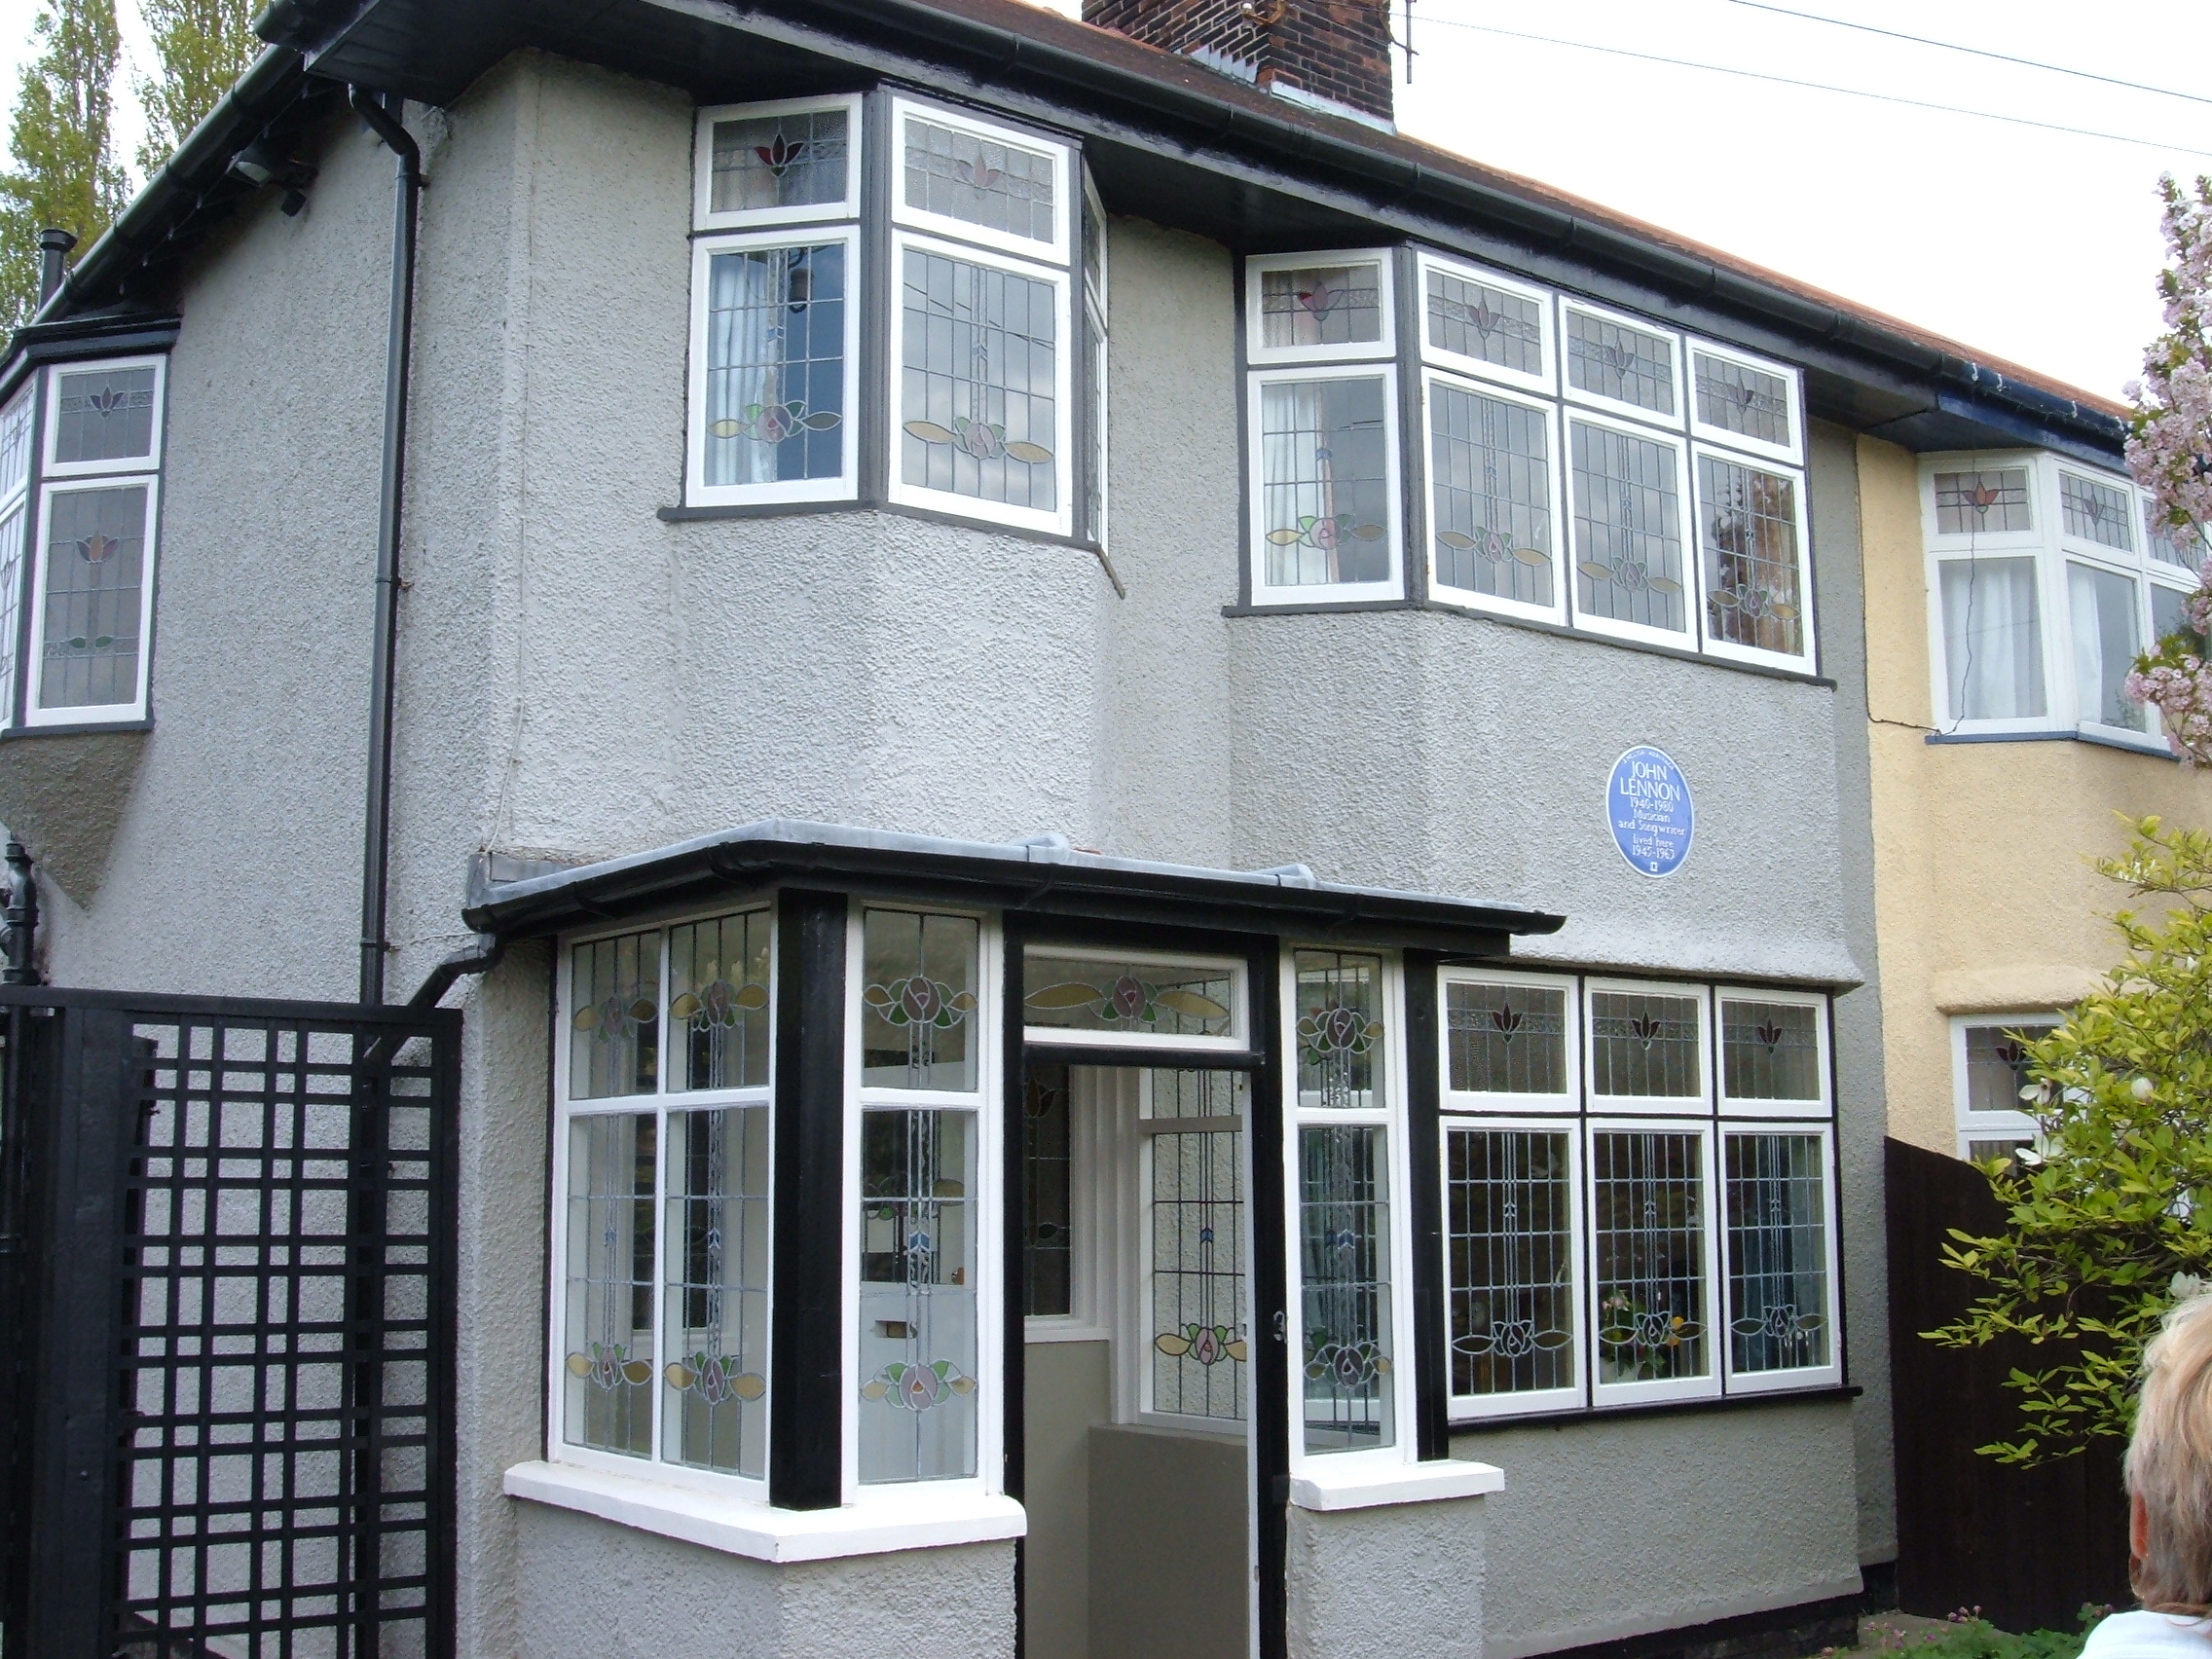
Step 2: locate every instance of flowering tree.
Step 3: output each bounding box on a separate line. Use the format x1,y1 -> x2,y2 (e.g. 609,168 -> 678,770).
2123,174 -> 2212,764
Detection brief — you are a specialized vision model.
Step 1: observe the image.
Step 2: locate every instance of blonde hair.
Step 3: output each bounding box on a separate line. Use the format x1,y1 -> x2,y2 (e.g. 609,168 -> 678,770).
2127,1291 -> 2212,1614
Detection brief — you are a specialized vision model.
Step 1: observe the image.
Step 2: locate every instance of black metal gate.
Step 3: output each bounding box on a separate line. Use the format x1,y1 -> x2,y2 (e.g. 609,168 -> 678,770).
0,988 -> 461,1659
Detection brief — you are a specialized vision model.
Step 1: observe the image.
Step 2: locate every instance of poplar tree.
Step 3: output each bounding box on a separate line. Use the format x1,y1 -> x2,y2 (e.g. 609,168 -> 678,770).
0,0 -> 126,334
134,0 -> 259,177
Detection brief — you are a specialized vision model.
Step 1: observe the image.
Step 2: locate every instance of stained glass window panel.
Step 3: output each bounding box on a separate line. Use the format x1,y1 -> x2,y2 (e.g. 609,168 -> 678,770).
1571,421 -> 1686,635
903,114 -> 1057,246
1939,557 -> 2045,720
668,910 -> 770,1092
1719,1000 -> 1821,1102
2060,472 -> 2134,551
1693,351 -> 1791,451
53,364 -> 157,465
1426,269 -> 1543,377
862,909 -> 980,1092
1699,456 -> 1804,658
1295,949 -> 1382,1110
1963,1023 -> 2055,1116
37,483 -> 148,710
1589,989 -> 1701,1100
570,931 -> 660,1101
0,386 -> 31,501
1299,1124 -> 1392,1453
1023,952 -> 1235,1039
1724,1133 -> 1830,1374
1150,1071 -> 1247,1421
1446,980 -> 1567,1097
2149,505 -> 2201,571
900,247 -> 1059,513
711,107 -> 850,214
1260,262 -> 1385,351
662,1106 -> 770,1476
564,1112 -> 656,1457
1933,468 -> 2032,535
859,1108 -> 979,1484
1592,1129 -> 1707,1384
2069,562 -> 2146,730
1023,1065 -> 1072,1318
1565,309 -> 1675,416
1430,383 -> 1554,608
1260,377 -> 1391,588
1448,1128 -> 1574,1396
702,243 -> 846,488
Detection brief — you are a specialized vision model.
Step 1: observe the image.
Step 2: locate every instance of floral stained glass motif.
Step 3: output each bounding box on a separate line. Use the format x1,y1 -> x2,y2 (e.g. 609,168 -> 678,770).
53,364 -> 157,464
1295,950 -> 1382,1111
711,107 -> 850,213
1565,310 -> 1675,416
570,931 -> 660,1101
2060,472 -> 2134,552
1448,1128 -> 1574,1396
1260,377 -> 1391,587
1446,980 -> 1567,1097
862,908 -> 980,1091
903,115 -> 1058,246
662,1106 -> 770,1476
1933,468 -> 2032,535
1963,1022 -> 2057,1116
1571,422 -> 1686,635
1260,262 -> 1385,351
564,1112 -> 657,1457
1693,351 -> 1791,451
668,910 -> 770,1092
1430,383 -> 1553,608
38,483 -> 148,710
1589,990 -> 1701,1100
1699,456 -> 1804,658
1426,268 -> 1543,377
901,248 -> 1058,513
1592,1129 -> 1707,1384
859,1108 -> 979,1483
1023,953 -> 1235,1039
1150,1070 -> 1248,1422
1719,1000 -> 1821,1102
1023,1065 -> 1072,1317
1724,1133 -> 1829,1373
1300,1124 -> 1392,1453
702,244 -> 846,488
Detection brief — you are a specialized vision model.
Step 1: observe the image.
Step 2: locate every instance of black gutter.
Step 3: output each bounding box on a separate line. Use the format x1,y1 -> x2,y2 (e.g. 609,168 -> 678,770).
349,86 -> 422,1005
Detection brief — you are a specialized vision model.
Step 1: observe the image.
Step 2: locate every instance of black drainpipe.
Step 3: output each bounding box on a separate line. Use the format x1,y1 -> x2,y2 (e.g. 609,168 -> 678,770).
350,87 -> 422,1006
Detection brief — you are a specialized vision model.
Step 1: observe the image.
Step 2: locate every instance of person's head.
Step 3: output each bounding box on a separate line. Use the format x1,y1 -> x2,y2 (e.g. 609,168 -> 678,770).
2127,1291 -> 2212,1613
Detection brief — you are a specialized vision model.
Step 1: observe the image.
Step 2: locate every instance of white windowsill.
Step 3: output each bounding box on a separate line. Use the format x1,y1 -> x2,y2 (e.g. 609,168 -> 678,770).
1288,1456 -> 1504,1512
503,1459 -> 1027,1564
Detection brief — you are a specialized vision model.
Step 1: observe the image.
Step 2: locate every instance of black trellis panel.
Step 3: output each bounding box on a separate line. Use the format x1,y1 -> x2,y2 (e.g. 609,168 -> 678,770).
0,988 -> 461,1659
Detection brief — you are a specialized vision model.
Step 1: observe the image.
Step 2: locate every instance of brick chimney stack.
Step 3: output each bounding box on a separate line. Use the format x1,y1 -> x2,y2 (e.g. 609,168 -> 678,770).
1084,0 -> 1396,126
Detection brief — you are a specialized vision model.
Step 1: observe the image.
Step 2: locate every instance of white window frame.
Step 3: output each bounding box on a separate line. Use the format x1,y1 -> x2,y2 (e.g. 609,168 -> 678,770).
1689,447 -> 1816,674
1246,360 -> 1406,607
1584,1115 -> 1722,1409
1441,1113 -> 1587,1421
2065,548 -> 2156,747
1423,370 -> 1568,627
1950,1011 -> 2056,1161
1686,338 -> 1802,466
1717,1121 -> 1843,1394
1024,1062 -> 1117,1347
41,351 -> 166,480
1714,985 -> 1830,1120
684,226 -> 864,509
1019,944 -> 1249,1053
1563,409 -> 1701,653
24,470 -> 160,726
1437,965 -> 1580,1114
1921,450 -> 2062,738
691,93 -> 864,234
545,907 -> 779,1501
890,96 -> 1073,267
1558,297 -> 1684,432
1244,247 -> 1398,367
1415,250 -> 1555,397
1582,977 -> 1714,1116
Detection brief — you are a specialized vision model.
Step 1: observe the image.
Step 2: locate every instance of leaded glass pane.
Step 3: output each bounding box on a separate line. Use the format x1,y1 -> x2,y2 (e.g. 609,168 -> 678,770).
0,386 -> 31,501
668,910 -> 770,1092
1430,383 -> 1553,607
1023,1064 -> 1072,1318
1933,468 -> 2031,535
859,1108 -> 978,1483
1693,351 -> 1790,450
1299,1124 -> 1392,1453
2069,561 -> 2146,729
1565,309 -> 1675,416
702,243 -> 846,487
1426,269 -> 1542,377
1589,989 -> 1701,1100
1150,1071 -> 1247,1421
1023,952 -> 1235,1039
1448,1128 -> 1573,1395
1571,421 -> 1685,634
662,1106 -> 770,1476
53,364 -> 157,464
901,247 -> 1059,512
1260,261 -> 1385,351
862,909 -> 980,1091
1963,1023 -> 2054,1116
1260,376 -> 1390,587
1699,456 -> 1804,657
2060,472 -> 2133,551
37,483 -> 147,710
2154,582 -> 2198,648
1082,192 -> 1105,305
1295,949 -> 1382,1110
1719,1000 -> 1821,1101
711,107 -> 850,214
0,501 -> 21,727
1446,980 -> 1567,1096
1939,556 -> 2046,720
1592,1129 -> 1707,1384
2149,504 -> 2201,571
570,931 -> 661,1100
903,114 -> 1057,246
1724,1133 -> 1829,1374
564,1112 -> 656,1457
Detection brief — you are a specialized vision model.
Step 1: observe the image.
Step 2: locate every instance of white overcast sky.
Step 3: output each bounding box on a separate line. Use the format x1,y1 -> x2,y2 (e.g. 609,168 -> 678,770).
0,0 -> 2205,401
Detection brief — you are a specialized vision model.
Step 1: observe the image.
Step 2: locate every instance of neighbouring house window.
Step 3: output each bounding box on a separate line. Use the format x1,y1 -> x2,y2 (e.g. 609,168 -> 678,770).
1938,557 -> 2046,721
1953,1014 -> 2057,1163
2148,500 -> 2208,576
2070,561 -> 2146,731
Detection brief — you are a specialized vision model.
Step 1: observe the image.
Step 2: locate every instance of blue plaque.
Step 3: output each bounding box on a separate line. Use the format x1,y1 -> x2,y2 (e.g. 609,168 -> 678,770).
1607,747 -> 1693,877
